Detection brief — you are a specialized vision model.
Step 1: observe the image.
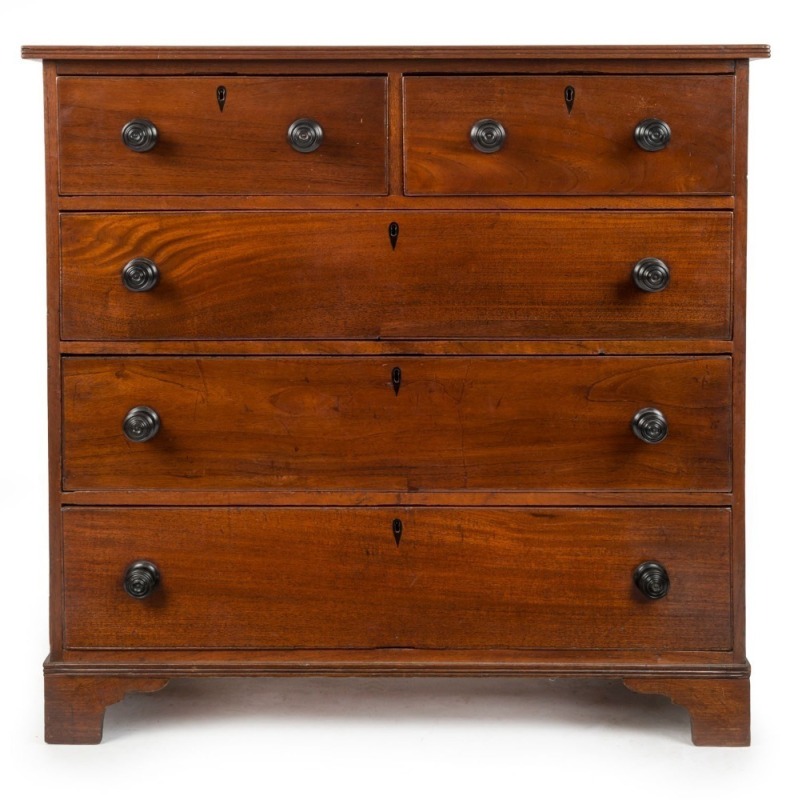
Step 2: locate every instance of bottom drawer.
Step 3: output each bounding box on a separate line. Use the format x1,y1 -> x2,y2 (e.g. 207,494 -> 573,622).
63,507 -> 732,651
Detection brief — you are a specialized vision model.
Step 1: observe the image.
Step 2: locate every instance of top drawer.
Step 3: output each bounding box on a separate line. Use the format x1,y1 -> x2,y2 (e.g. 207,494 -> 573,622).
57,77 -> 388,196
403,76 -> 734,195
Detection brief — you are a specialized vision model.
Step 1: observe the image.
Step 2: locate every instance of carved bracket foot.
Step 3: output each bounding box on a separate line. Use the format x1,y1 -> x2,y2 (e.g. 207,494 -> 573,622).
45,674 -> 169,744
623,676 -> 750,746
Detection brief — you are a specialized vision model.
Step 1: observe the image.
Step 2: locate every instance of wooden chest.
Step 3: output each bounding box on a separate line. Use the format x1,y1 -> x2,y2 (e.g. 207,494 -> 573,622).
23,44 -> 770,745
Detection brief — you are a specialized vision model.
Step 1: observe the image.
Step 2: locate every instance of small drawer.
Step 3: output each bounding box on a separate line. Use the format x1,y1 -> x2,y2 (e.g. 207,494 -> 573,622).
57,77 -> 388,195
62,355 -> 732,492
60,211 -> 733,341
62,506 -> 732,651
403,76 -> 734,195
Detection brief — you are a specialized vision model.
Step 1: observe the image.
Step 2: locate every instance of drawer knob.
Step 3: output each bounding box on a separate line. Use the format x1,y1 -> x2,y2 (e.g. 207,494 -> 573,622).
631,407 -> 668,444
123,406 -> 161,443
634,118 -> 671,152
122,257 -> 160,292
634,561 -> 670,600
288,118 -> 323,153
121,118 -> 159,153
470,119 -> 506,153
124,560 -> 160,599
632,257 -> 670,293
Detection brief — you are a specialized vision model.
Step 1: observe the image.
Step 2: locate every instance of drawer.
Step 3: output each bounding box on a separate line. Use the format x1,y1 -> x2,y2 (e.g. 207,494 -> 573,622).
62,356 -> 732,492
57,77 -> 388,195
62,506 -> 732,651
403,76 -> 734,195
61,211 -> 733,341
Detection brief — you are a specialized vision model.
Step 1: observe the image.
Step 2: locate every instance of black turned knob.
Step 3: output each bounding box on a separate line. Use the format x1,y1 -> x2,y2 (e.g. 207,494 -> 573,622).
121,257 -> 159,292
470,119 -> 506,153
634,561 -> 670,600
634,118 -> 671,152
288,118 -> 323,152
124,560 -> 160,599
123,406 -> 160,442
631,407 -> 668,444
121,118 -> 159,152
632,257 -> 670,293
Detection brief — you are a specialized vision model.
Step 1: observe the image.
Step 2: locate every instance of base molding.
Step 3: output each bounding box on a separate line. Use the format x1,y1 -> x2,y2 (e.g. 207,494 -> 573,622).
44,657 -> 750,745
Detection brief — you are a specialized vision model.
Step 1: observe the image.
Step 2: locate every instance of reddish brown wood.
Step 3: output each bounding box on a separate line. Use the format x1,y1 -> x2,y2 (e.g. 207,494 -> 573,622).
404,76 -> 734,195
731,61 -> 750,660
56,194 -> 736,211
62,356 -> 732,492
57,77 -> 387,196
62,506 -> 731,651
26,45 -> 765,745
59,490 -> 734,507
60,211 -> 733,341
43,64 -> 64,658
624,677 -> 750,746
21,45 -> 771,61
45,674 -> 168,744
55,649 -> 748,671
59,340 -> 734,356
49,59 -> 742,78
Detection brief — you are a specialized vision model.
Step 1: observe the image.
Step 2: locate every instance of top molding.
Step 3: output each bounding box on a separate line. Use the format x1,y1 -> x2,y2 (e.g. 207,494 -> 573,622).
21,45 -> 771,61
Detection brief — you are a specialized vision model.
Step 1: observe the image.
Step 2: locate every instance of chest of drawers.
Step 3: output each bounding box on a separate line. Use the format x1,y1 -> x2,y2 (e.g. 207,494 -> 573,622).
23,44 -> 769,745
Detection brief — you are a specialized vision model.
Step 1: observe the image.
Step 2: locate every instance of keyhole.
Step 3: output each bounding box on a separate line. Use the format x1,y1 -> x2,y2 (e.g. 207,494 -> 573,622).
392,518 -> 403,547
391,366 -> 401,396
217,86 -> 227,112
564,85 -> 575,114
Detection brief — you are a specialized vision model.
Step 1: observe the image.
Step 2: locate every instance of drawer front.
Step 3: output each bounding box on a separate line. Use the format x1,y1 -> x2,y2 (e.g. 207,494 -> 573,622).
404,76 -> 734,195
57,77 -> 387,195
62,506 -> 732,651
61,211 -> 733,341
62,356 -> 732,492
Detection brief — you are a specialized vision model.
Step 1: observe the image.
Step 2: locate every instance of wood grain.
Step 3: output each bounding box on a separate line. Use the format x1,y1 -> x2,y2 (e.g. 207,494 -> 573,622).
62,506 -> 732,651
45,673 -> 168,744
60,211 -> 733,341
21,45 -> 772,61
57,77 -> 387,195
624,677 -> 750,746
405,76 -> 734,195
62,356 -> 732,492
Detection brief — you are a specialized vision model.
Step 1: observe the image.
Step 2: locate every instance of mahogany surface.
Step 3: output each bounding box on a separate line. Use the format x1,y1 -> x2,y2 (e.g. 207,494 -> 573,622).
58,77 -> 388,195
62,507 -> 731,651
62,356 -> 732,492
404,76 -> 734,195
24,44 -> 766,744
61,211 -> 733,341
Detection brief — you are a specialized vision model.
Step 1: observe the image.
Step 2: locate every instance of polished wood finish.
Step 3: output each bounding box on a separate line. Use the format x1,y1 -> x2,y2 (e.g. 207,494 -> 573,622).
57,194 -> 735,211
404,76 -> 734,195
58,77 -> 387,195
26,45 -> 763,744
624,677 -> 750,746
62,356 -> 732,492
22,45 -> 771,61
59,490 -> 734,507
61,212 -> 732,341
62,506 -> 731,651
44,673 -> 168,744
59,340 -> 734,356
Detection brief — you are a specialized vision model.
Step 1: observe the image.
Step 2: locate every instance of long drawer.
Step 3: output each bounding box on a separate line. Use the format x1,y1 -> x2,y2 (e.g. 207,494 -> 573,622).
57,77 -> 388,195
60,212 -> 732,341
62,506 -> 732,651
62,356 -> 732,492
404,76 -> 734,195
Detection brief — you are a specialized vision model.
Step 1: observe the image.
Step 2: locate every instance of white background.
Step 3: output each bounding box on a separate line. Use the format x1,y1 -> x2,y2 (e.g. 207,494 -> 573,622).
2,2 -> 787,797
